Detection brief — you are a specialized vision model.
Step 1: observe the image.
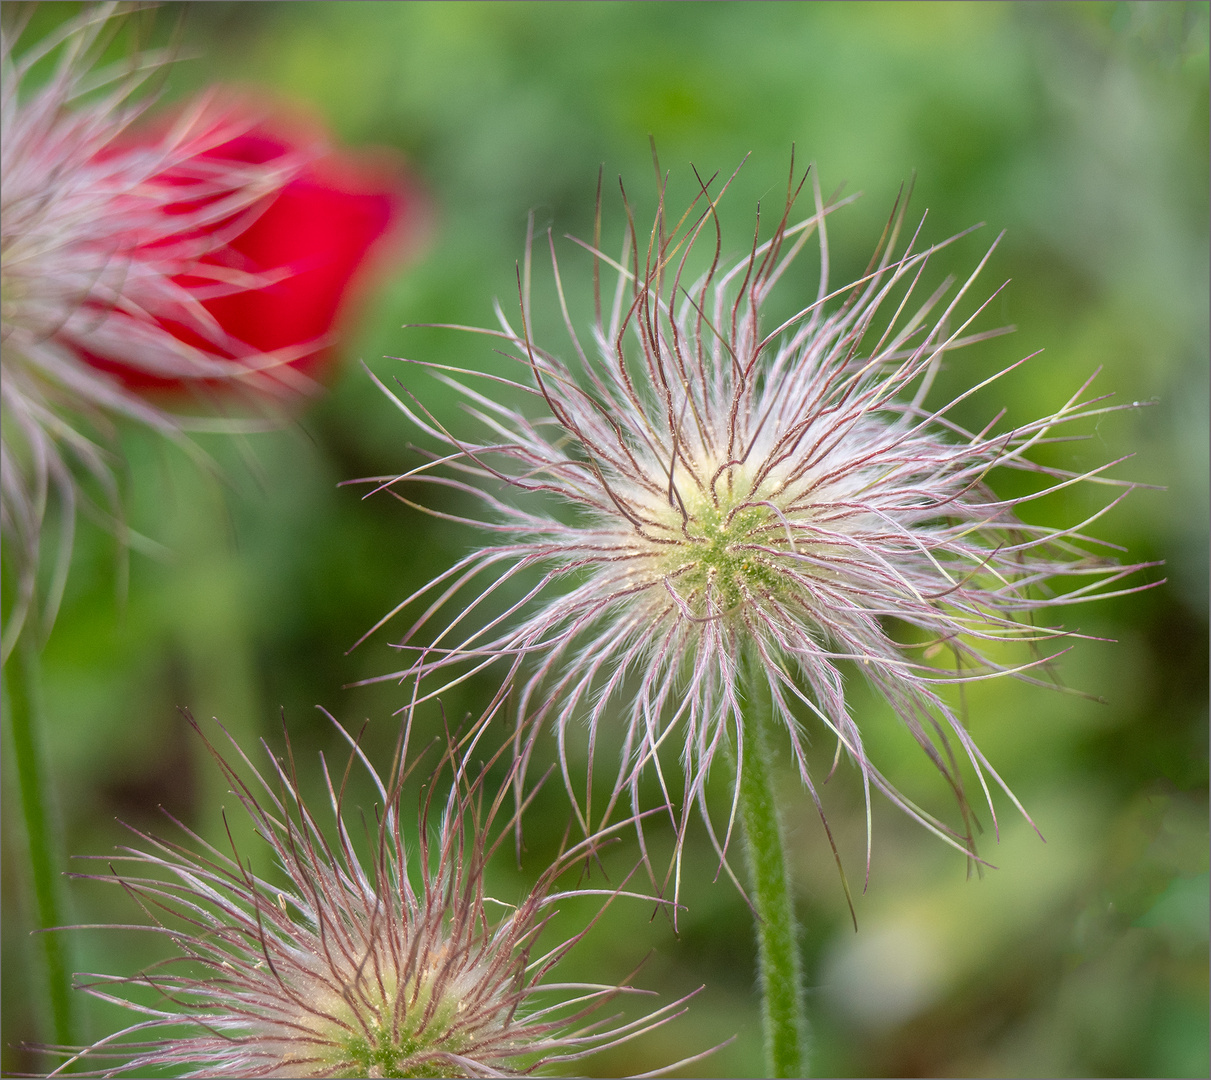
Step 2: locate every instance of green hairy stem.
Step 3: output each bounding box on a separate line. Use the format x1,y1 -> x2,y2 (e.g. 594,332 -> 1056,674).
4,637 -> 77,1046
738,660 -> 808,1078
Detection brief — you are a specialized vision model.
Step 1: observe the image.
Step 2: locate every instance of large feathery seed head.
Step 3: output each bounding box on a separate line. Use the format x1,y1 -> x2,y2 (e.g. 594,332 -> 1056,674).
363,157 -> 1156,891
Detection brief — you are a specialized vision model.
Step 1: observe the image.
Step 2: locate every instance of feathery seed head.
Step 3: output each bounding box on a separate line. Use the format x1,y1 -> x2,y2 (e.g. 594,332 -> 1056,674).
367,158 -> 1157,885
56,710 -> 696,1078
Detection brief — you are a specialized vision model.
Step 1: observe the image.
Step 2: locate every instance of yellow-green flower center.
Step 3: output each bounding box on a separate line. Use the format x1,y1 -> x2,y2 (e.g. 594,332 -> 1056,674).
341,1017 -> 463,1079
663,482 -> 790,615
294,952 -> 487,1079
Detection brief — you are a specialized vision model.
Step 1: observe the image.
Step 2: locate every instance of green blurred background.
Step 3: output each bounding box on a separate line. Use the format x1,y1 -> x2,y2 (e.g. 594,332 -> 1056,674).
3,2 -> 1207,1076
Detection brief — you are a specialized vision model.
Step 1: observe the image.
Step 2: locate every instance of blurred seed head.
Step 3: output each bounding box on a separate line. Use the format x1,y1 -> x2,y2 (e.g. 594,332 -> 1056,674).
364,157 -> 1157,895
1,3 -> 415,661
54,708 -> 702,1078
0,4 -> 293,657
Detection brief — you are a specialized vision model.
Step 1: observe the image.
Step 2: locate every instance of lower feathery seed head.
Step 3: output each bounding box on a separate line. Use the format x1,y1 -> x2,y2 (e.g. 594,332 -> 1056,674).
51,710 -> 702,1078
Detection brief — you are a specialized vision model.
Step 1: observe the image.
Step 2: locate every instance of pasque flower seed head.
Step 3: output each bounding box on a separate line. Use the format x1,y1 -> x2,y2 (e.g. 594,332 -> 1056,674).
55,709 -> 702,1078
365,160 -> 1156,891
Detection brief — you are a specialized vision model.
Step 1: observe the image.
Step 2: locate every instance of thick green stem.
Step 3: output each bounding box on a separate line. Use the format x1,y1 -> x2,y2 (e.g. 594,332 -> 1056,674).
4,637 -> 77,1047
738,665 -> 807,1078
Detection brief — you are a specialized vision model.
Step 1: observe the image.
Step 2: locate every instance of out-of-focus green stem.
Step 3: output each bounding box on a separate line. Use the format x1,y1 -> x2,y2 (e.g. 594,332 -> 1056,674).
738,661 -> 807,1078
4,636 -> 77,1047
160,455 -> 265,858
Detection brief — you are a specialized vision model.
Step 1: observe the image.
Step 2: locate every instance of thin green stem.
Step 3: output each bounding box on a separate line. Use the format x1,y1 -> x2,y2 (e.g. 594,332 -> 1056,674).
738,663 -> 807,1078
4,636 -> 77,1048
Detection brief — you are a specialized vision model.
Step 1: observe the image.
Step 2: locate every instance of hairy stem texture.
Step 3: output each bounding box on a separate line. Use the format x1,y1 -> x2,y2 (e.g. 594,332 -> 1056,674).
739,663 -> 808,1078
4,637 -> 76,1046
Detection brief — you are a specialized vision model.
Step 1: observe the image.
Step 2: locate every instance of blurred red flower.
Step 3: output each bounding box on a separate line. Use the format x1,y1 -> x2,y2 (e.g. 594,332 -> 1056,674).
80,115 -> 422,394
2,36 -> 423,651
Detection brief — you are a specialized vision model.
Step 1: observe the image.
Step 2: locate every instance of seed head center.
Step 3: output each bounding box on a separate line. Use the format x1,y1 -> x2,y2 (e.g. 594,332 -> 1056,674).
296,954 -> 485,1079
665,483 -> 789,613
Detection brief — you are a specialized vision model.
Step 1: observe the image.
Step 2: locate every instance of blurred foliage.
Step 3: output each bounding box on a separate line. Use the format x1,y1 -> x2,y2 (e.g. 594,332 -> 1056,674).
3,2 -> 1207,1077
